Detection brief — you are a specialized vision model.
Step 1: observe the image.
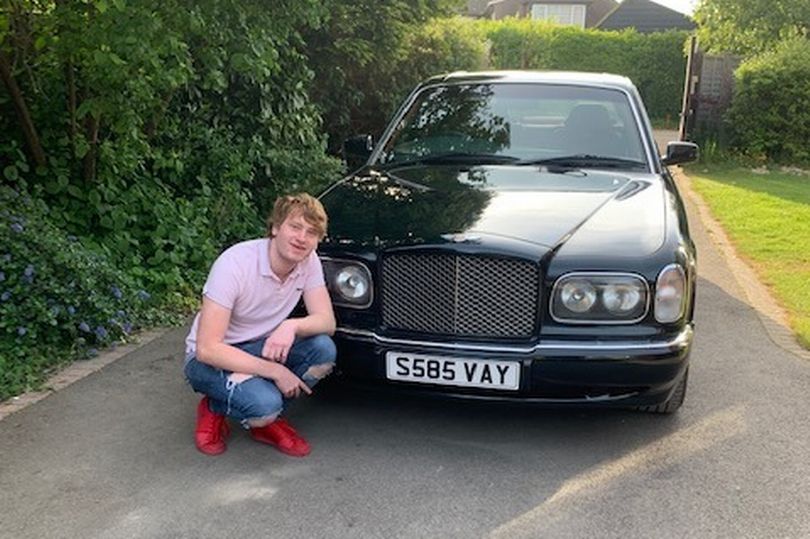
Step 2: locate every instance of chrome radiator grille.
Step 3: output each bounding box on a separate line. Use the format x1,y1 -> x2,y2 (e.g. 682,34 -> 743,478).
381,253 -> 539,338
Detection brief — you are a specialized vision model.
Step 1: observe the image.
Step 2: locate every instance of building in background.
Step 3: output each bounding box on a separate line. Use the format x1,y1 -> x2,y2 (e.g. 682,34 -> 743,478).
467,0 -> 695,33
468,0 -> 618,28
595,0 -> 695,32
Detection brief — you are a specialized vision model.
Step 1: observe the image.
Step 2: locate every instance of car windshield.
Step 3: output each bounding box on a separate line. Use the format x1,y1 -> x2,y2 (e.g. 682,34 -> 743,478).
378,82 -> 648,171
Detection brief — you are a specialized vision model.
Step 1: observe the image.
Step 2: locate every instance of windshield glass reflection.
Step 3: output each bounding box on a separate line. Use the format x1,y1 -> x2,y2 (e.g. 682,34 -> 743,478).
379,83 -> 646,167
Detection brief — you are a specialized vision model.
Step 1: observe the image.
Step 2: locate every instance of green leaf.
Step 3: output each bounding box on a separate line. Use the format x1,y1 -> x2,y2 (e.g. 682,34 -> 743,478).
3,165 -> 18,181
88,189 -> 102,206
96,0 -> 109,14
44,180 -> 62,195
67,185 -> 85,200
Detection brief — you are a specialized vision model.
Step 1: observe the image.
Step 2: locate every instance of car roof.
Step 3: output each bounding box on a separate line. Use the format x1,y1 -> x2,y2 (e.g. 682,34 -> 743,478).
423,70 -> 637,92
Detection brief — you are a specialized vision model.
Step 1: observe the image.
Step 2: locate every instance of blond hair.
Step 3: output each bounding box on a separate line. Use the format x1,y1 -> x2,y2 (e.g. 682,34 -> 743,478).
266,193 -> 328,239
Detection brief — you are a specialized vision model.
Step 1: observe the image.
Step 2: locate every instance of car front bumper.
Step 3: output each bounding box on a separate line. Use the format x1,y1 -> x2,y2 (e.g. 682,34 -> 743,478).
332,325 -> 693,407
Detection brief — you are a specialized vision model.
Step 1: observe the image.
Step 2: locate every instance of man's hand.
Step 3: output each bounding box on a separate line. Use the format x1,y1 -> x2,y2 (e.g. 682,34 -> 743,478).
262,320 -> 297,363
271,365 -> 312,399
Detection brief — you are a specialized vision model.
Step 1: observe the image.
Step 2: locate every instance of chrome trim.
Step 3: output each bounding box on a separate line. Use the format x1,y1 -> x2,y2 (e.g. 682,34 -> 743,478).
335,325 -> 692,354
549,271 -> 651,325
320,256 -> 374,309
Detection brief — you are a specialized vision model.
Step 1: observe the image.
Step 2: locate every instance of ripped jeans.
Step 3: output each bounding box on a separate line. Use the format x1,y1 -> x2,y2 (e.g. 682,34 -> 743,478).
184,334 -> 336,425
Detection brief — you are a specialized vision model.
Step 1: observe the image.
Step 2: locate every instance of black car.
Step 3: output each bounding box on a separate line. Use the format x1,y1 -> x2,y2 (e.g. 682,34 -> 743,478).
318,71 -> 698,413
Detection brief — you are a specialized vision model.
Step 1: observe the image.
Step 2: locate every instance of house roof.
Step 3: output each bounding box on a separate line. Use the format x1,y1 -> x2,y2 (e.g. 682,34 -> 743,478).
596,0 -> 695,33
481,0 -> 618,26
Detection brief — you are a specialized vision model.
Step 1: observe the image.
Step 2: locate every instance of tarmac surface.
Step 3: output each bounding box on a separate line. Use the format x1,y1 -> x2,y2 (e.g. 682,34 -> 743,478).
1,132 -> 809,538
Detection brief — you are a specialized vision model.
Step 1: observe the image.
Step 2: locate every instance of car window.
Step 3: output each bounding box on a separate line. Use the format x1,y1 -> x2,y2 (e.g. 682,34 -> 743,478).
379,83 -> 647,169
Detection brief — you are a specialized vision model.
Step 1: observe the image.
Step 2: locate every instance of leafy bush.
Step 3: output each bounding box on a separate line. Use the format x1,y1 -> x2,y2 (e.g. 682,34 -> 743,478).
728,38 -> 810,164
0,186 -> 168,400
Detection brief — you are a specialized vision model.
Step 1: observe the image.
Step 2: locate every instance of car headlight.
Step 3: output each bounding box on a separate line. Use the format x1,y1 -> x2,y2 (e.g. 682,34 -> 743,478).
654,263 -> 686,323
551,273 -> 648,323
560,280 -> 597,313
321,258 -> 373,308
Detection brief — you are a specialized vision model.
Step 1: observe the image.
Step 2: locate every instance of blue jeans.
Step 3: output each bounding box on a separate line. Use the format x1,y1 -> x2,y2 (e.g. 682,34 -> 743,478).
184,334 -> 336,424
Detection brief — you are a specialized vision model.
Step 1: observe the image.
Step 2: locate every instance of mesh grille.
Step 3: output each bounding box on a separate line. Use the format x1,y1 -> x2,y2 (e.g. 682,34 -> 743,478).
381,253 -> 539,338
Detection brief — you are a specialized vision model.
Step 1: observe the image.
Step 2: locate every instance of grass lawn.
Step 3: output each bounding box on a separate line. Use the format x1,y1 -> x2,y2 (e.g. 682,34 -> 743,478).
685,163 -> 810,349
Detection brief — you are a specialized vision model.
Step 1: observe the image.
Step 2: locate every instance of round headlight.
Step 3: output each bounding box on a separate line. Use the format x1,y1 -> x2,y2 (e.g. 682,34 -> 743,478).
335,266 -> 369,301
602,284 -> 642,313
560,280 -> 597,313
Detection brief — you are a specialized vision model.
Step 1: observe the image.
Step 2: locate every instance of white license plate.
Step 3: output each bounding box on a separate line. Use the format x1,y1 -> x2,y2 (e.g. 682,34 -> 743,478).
385,352 -> 520,391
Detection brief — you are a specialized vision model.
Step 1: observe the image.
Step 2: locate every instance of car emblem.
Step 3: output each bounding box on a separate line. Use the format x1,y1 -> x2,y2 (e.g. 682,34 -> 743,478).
442,233 -> 481,244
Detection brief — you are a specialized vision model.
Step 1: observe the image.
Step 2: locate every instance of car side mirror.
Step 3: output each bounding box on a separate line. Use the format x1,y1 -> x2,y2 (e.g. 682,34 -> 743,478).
343,134 -> 374,171
661,141 -> 699,166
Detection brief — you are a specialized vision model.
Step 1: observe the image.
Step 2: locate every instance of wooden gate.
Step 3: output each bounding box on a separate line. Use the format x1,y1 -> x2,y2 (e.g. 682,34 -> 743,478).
679,35 -> 742,141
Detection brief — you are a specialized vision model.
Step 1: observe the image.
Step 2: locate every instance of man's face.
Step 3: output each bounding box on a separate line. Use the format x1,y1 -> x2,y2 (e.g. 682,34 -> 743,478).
271,211 -> 321,264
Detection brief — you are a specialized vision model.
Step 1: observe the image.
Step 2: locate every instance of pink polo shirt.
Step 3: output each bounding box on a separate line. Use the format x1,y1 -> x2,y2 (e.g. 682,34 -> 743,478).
184,238 -> 325,357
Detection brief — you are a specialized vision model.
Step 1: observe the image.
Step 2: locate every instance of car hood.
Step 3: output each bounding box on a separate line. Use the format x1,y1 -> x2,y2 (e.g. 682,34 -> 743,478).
320,164 -> 666,256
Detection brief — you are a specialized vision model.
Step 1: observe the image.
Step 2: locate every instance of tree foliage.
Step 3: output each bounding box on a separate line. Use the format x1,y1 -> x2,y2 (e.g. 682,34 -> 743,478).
301,0 -> 461,151
694,0 -> 810,55
1,0 -> 339,294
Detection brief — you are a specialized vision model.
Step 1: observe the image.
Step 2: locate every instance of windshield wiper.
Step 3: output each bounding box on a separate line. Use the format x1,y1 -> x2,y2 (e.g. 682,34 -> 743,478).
380,152 -> 520,170
516,155 -> 647,171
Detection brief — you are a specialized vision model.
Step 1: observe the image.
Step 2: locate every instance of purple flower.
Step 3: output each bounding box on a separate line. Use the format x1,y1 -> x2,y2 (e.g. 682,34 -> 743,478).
87,348 -> 99,358
1,254 -> 11,263
111,285 -> 122,299
24,264 -> 34,277
122,322 -> 133,334
17,327 -> 27,336
50,305 -> 61,316
137,290 -> 151,301
95,326 -> 108,339
67,306 -> 76,315
0,271 -> 5,282
10,222 -> 24,233
67,235 -> 78,242
116,310 -> 126,319
1,291 -> 10,301
79,321 -> 91,333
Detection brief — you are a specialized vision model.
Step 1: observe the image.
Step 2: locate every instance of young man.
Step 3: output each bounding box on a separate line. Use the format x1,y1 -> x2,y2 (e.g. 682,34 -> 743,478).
184,193 -> 336,457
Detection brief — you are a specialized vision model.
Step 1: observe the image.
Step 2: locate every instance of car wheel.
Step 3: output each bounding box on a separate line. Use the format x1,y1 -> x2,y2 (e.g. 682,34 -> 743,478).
637,368 -> 688,414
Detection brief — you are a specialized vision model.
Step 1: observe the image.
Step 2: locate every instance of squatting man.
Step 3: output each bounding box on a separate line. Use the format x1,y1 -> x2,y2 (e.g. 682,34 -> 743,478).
183,193 -> 336,456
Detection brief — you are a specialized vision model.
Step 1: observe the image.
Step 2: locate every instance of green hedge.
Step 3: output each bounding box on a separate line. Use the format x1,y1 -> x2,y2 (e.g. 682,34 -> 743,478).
314,17 -> 690,146
728,38 -> 810,163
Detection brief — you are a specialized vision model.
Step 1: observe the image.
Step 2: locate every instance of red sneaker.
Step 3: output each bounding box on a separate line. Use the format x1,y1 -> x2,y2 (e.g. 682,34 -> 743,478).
249,419 -> 311,457
195,397 -> 230,456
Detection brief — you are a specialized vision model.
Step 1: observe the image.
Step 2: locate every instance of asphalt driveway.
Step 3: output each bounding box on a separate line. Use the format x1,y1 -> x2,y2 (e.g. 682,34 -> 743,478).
1,140 -> 809,537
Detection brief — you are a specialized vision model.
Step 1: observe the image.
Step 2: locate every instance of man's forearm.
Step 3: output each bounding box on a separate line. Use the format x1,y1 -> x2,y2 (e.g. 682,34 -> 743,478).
287,313 -> 336,337
196,341 -> 286,380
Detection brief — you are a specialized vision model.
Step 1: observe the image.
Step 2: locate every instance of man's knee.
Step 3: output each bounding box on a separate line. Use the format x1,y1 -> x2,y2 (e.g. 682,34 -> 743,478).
304,362 -> 334,382
237,379 -> 283,420
310,334 -> 337,364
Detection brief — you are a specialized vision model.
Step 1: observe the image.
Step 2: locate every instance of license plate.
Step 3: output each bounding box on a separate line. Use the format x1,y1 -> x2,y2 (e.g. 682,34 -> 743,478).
385,352 -> 520,391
